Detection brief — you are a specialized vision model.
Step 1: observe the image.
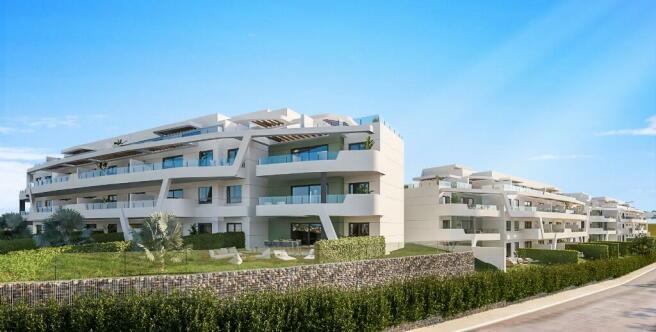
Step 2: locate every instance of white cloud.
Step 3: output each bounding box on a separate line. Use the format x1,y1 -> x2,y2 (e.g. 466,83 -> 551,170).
0,114 -> 82,134
26,115 -> 79,128
0,160 -> 32,214
530,154 -> 594,161
0,146 -> 60,213
0,146 -> 58,161
596,115 -> 656,136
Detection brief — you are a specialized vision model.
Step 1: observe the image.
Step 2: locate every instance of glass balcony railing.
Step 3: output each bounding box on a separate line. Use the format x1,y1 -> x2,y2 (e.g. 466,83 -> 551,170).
258,194 -> 346,205
259,151 -> 339,165
510,206 -> 538,212
34,206 -> 53,213
77,159 -> 234,179
85,200 -> 156,210
32,175 -> 70,187
493,184 -> 544,196
438,181 -> 472,189
128,125 -> 222,145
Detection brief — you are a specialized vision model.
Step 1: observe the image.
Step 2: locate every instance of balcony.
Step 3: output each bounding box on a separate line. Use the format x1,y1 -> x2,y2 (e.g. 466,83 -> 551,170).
508,205 -> 587,221
589,228 -> 617,235
589,216 -> 617,223
435,228 -> 501,242
622,218 -> 647,224
436,203 -> 500,217
256,194 -> 381,217
29,159 -> 242,194
256,150 -> 382,177
438,181 -> 472,190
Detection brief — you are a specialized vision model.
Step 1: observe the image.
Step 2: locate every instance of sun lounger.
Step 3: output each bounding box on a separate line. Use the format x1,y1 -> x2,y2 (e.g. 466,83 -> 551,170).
209,249 -> 235,260
255,248 -> 271,259
273,250 -> 296,261
304,249 -> 315,260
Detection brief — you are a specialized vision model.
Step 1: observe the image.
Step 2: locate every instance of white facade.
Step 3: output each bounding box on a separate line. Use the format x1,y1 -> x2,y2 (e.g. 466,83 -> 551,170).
19,109 -> 404,249
589,196 -> 648,241
405,164 -> 590,270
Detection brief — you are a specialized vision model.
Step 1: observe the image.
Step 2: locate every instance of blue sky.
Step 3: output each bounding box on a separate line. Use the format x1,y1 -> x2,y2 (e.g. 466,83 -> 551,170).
0,0 -> 654,212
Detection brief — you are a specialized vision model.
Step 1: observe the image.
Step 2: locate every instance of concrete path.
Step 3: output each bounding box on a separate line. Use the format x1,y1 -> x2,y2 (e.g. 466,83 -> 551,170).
411,263 -> 656,332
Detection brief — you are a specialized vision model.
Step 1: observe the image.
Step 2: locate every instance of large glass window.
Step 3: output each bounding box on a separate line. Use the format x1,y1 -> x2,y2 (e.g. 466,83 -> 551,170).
106,165 -> 118,175
199,150 -> 213,166
167,189 -> 183,199
162,155 -> 183,169
348,182 -> 370,194
227,185 -> 242,204
291,184 -> 322,203
291,145 -> 328,162
349,223 -> 369,237
197,223 -> 213,234
106,194 -> 117,208
198,186 -> 212,204
227,223 -> 242,232
291,223 -> 323,245
348,142 -> 366,150
227,148 -> 238,165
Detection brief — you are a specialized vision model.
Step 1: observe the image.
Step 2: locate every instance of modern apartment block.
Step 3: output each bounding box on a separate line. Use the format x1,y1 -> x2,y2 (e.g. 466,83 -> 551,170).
19,109 -> 404,249
588,196 -> 648,241
405,164 -> 590,269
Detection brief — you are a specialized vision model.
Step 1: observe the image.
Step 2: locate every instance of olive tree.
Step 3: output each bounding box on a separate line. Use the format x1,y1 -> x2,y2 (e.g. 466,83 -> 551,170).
35,208 -> 90,247
0,213 -> 30,239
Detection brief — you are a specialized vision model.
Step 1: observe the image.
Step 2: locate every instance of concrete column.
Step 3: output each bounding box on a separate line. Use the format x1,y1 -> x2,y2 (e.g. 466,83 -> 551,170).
320,172 -> 327,203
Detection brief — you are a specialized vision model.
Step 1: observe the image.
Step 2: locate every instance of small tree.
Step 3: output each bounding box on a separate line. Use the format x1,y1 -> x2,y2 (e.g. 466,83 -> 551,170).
35,208 -> 90,247
630,235 -> 655,256
134,212 -> 184,271
0,213 -> 30,239
364,135 -> 375,150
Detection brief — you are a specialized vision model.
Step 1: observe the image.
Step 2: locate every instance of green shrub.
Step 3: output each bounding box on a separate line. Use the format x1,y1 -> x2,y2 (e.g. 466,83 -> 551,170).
589,241 -> 631,256
315,236 -> 386,263
565,244 -> 609,260
90,232 -> 125,243
183,232 -> 245,250
630,236 -> 655,256
474,258 -> 497,271
1,255 -> 654,331
517,248 -> 578,264
64,241 -> 132,253
587,242 -> 619,258
0,237 -> 36,254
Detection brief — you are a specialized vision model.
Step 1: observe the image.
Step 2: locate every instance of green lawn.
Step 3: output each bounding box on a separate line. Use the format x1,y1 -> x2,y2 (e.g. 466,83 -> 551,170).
0,244 -> 447,282
386,243 -> 446,258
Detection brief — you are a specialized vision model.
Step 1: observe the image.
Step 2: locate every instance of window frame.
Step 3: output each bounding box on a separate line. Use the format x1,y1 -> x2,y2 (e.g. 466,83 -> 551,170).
167,189 -> 184,199
348,182 -> 370,194
227,223 -> 242,232
199,150 -> 214,166
348,142 -> 366,150
198,186 -> 213,204
348,223 -> 370,237
162,155 -> 184,169
226,185 -> 242,204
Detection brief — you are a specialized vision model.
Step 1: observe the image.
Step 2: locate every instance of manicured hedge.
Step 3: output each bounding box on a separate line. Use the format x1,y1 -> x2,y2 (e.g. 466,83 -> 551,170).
589,241 -> 631,256
0,237 -> 36,254
64,241 -> 133,253
1,255 -> 654,331
565,244 -> 609,260
315,236 -> 386,263
517,248 -> 578,264
183,232 -> 245,250
474,258 -> 497,271
588,242 -> 620,258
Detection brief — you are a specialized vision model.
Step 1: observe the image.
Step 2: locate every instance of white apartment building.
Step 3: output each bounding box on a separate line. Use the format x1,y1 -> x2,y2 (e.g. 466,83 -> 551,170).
589,196 -> 648,241
19,109 -> 404,249
405,164 -> 589,270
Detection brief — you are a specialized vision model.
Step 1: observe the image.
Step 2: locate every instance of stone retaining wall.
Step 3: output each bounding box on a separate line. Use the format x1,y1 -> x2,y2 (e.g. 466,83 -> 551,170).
0,251 -> 474,305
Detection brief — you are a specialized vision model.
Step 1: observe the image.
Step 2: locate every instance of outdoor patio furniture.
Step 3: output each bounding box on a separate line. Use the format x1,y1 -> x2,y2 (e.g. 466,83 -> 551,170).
209,249 -> 235,260
273,250 -> 296,261
304,249 -> 315,260
255,248 -> 271,259
228,253 -> 243,265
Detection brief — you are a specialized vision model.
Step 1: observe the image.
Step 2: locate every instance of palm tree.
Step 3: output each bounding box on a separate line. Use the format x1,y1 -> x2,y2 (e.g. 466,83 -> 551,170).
364,135 -> 375,150
35,208 -> 90,247
0,213 -> 30,239
134,212 -> 184,270
113,138 -> 126,146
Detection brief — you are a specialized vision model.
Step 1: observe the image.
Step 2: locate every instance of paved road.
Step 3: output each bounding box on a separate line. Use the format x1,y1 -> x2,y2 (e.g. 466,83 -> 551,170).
475,268 -> 656,332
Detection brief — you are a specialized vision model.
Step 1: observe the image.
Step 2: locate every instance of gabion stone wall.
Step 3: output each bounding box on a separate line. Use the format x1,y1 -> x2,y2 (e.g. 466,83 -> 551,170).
0,252 -> 474,305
